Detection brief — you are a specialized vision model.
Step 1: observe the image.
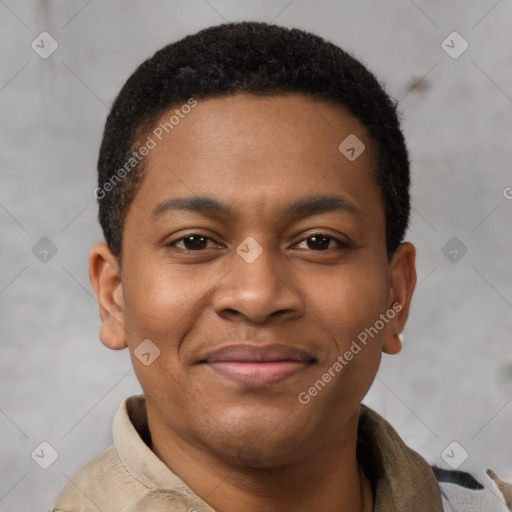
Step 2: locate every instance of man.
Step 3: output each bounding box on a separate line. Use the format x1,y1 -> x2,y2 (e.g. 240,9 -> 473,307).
51,21 -> 511,512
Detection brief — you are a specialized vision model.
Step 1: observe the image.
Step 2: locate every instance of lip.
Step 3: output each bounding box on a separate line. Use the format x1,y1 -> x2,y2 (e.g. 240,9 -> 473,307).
200,344 -> 316,386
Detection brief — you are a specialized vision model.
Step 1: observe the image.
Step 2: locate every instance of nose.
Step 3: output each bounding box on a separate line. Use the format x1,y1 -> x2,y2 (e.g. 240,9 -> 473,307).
212,242 -> 304,324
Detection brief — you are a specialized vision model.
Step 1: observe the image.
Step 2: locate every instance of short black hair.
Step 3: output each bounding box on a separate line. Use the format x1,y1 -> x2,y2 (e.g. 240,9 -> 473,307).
96,21 -> 410,262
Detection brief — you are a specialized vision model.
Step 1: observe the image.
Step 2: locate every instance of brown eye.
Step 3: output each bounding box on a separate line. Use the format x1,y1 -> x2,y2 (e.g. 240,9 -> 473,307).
306,235 -> 331,250
171,235 -> 210,250
295,234 -> 347,251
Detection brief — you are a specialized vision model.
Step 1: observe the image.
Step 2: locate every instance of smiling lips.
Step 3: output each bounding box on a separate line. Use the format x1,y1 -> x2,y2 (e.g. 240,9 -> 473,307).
202,344 -> 316,386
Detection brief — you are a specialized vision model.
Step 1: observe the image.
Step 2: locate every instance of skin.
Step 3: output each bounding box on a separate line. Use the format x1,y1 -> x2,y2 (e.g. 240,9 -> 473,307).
89,93 -> 416,512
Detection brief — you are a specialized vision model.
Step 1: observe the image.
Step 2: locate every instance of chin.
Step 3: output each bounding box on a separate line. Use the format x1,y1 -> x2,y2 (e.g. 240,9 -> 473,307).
194,413 -> 315,469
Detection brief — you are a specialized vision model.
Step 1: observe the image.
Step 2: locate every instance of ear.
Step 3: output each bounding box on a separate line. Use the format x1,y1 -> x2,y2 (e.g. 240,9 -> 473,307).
382,242 -> 417,355
88,242 -> 127,350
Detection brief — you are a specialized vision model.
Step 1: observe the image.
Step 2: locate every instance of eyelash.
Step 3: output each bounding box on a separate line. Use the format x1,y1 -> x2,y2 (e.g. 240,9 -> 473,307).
168,233 -> 349,252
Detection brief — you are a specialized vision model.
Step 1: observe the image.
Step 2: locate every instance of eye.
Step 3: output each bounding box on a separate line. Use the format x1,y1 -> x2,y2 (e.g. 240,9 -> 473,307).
167,233 -> 349,252
168,234 -> 221,251
294,234 -> 348,251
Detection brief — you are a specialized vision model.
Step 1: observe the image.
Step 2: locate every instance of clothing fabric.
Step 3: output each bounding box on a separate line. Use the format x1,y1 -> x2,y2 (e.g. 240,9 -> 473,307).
50,395 -> 511,512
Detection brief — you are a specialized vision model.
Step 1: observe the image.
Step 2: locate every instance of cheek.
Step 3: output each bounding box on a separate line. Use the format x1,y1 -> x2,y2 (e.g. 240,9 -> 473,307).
122,261 -> 213,342
302,266 -> 388,411
305,259 -> 390,350
121,265 -> 209,406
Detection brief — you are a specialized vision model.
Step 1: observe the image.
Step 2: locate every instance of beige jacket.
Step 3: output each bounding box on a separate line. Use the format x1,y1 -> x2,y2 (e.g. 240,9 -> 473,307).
51,395 -> 511,512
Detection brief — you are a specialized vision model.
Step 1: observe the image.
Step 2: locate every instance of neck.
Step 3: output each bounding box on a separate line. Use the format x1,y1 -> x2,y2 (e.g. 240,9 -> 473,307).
149,414 -> 373,512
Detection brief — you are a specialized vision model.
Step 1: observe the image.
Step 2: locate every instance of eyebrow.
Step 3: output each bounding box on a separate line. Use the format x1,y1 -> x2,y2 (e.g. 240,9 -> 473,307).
151,194 -> 360,220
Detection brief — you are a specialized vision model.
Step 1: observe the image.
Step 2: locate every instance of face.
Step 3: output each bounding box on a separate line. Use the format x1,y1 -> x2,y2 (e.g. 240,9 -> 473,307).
90,93 -> 416,468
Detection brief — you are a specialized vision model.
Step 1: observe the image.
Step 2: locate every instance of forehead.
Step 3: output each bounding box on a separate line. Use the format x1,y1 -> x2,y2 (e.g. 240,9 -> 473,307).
130,93 -> 383,228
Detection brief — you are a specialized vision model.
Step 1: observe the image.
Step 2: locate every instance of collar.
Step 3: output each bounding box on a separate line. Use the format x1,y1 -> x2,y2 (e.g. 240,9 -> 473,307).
357,404 -> 443,511
113,395 -> 443,511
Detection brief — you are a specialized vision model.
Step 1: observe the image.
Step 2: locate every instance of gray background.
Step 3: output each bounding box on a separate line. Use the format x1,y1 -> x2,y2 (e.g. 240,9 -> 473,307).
1,0 -> 511,510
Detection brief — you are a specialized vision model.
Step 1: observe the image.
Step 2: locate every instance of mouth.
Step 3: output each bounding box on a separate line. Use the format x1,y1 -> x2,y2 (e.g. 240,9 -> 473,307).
200,344 -> 316,386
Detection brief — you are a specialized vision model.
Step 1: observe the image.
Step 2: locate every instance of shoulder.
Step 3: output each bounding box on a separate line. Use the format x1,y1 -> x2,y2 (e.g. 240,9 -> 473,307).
433,466 -> 512,512
50,444 -> 148,512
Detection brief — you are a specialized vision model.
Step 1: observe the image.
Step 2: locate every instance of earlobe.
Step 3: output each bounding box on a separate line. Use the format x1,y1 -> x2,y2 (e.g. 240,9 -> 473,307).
383,332 -> 402,355
88,243 -> 128,351
99,320 -> 128,350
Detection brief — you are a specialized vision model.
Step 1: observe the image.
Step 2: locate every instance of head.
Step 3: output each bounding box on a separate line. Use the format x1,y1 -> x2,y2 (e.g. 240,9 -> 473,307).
89,22 -> 416,469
